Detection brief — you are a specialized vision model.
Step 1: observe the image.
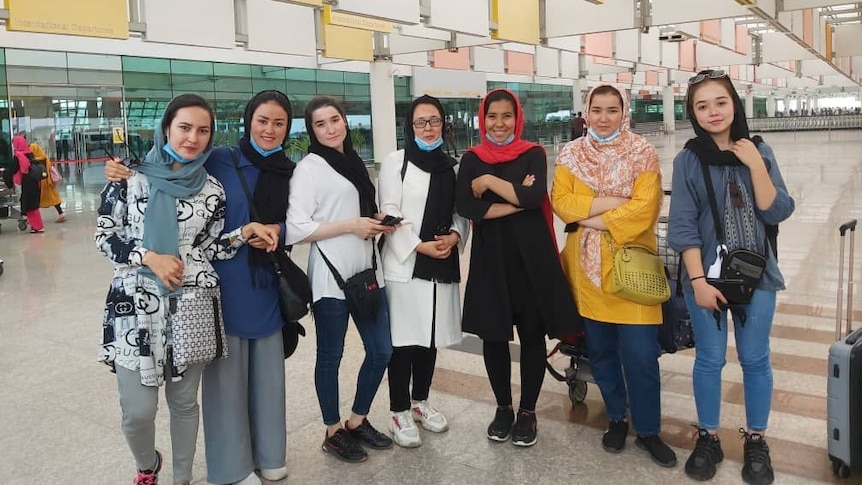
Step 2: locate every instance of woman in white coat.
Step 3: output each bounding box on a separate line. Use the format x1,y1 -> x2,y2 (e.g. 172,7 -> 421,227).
378,95 -> 469,448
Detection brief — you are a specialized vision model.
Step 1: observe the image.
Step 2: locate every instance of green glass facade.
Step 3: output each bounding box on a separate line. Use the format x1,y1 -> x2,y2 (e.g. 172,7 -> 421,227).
487,81 -> 573,144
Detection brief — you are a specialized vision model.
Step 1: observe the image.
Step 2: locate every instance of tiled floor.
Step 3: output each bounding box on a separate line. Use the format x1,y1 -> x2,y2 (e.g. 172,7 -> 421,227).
0,128 -> 859,484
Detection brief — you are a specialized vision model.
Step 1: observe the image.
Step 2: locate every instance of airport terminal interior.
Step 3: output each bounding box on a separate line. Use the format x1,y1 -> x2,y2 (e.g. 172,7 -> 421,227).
0,0 -> 861,484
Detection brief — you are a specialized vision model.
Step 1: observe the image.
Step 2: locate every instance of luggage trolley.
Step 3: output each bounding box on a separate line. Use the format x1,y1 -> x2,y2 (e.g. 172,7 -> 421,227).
0,168 -> 28,233
546,191 -> 690,407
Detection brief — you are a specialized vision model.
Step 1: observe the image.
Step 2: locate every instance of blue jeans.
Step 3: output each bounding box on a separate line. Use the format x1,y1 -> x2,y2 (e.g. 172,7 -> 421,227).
312,293 -> 393,426
584,319 -> 662,436
684,289 -> 776,432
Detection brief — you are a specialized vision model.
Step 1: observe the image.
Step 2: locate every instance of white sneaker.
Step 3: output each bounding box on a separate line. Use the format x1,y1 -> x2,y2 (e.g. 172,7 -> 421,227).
412,400 -> 449,433
390,410 -> 422,448
235,471 -> 262,485
260,466 -> 288,481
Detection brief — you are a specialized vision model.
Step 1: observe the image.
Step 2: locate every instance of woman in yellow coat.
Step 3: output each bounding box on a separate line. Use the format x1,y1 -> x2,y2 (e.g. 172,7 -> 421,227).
551,84 -> 675,468
31,142 -> 67,223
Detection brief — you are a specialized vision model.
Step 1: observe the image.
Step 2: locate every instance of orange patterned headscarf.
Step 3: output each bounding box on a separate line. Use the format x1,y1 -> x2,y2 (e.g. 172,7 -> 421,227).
556,84 -> 660,288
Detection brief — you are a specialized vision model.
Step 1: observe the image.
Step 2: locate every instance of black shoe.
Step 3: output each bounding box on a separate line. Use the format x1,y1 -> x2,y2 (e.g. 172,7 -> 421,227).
487,406 -> 515,442
511,410 -> 538,447
741,429 -> 774,485
602,420 -> 628,453
685,427 -> 724,481
636,435 -> 678,468
322,429 -> 368,463
346,419 -> 394,450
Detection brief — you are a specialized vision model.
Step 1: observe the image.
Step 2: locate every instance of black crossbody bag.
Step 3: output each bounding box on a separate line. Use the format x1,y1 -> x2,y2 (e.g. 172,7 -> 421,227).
700,161 -> 768,305
229,148 -> 309,358
317,244 -> 382,321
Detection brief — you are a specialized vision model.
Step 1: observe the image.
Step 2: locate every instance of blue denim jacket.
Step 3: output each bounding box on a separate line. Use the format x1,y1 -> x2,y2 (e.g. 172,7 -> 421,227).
667,142 -> 795,292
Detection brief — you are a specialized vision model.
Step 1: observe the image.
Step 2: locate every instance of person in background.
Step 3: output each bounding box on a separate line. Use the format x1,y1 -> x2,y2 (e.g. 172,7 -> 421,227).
443,122 -> 458,157
11,135 -> 44,233
456,88 -> 580,448
286,96 -> 395,464
30,142 -> 67,223
668,69 -> 794,485
377,95 -> 469,448
552,84 -> 676,469
570,111 -> 586,141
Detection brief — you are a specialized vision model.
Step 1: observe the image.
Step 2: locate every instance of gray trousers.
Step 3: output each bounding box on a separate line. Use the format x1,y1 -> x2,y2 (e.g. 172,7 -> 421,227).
202,331 -> 286,484
116,364 -> 204,484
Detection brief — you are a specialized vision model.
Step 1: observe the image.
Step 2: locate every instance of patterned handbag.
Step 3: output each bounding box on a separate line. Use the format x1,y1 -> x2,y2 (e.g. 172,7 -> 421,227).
170,286 -> 228,366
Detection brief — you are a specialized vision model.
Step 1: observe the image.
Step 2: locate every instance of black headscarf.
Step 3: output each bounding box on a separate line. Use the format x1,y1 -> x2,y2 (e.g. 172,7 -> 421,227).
238,90 -> 296,283
405,95 -> 459,283
684,71 -> 763,166
683,72 -> 777,257
304,100 -> 378,217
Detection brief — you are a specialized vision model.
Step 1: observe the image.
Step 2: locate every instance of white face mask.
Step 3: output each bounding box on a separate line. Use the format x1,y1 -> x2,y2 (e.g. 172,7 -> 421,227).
587,127 -> 621,143
485,133 -> 515,146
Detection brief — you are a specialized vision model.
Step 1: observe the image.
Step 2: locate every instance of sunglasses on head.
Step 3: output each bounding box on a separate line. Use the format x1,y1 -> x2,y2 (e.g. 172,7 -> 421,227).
688,70 -> 728,85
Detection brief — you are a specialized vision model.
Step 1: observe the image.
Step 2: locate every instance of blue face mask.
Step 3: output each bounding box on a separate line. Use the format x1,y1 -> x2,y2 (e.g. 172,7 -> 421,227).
485,133 -> 515,146
414,136 -> 444,152
250,136 -> 284,157
587,127 -> 621,143
162,144 -> 194,164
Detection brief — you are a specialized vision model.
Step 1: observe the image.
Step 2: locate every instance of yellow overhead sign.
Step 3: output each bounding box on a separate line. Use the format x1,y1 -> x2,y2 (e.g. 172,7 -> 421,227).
322,24 -> 373,62
6,0 -> 129,39
490,0 -> 540,45
324,6 -> 392,33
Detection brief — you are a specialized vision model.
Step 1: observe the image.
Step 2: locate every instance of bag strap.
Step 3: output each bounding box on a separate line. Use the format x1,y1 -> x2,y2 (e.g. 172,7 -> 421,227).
228,148 -> 290,273
317,243 -> 376,290
400,150 -> 409,181
699,160 -> 726,247
700,159 -> 775,258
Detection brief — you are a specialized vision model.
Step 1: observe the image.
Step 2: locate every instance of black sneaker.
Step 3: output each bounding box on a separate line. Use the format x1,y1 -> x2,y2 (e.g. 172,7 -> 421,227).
741,429 -> 774,485
346,419 -> 394,450
487,406 -> 515,442
602,420 -> 628,453
636,435 -> 678,468
322,429 -> 368,463
511,410 -> 538,447
685,427 -> 724,481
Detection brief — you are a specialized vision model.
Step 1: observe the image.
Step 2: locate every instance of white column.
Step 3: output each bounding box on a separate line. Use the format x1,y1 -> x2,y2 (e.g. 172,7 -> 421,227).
766,96 -> 776,118
369,60 -> 397,164
745,94 -> 755,119
662,86 -> 675,134
572,78 -> 587,116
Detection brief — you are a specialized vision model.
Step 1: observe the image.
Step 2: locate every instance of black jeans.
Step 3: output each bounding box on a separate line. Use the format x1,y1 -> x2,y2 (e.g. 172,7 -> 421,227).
482,315 -> 547,412
388,346 -> 438,412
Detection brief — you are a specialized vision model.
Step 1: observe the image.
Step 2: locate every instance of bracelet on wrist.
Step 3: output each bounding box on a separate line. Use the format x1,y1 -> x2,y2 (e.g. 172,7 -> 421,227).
690,275 -> 706,282
236,225 -> 249,244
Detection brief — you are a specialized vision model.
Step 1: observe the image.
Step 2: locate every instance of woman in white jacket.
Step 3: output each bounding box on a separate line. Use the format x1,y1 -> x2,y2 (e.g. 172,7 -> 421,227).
378,95 -> 469,448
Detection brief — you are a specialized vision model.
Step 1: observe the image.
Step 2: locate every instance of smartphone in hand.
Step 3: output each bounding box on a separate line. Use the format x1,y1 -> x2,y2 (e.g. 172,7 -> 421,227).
380,215 -> 403,227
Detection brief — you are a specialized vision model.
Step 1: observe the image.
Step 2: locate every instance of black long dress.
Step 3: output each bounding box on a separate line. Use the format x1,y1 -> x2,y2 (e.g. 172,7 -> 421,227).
455,146 -> 581,342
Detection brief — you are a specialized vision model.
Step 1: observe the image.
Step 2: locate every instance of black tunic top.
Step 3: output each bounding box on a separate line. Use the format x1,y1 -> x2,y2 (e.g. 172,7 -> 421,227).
456,146 -> 581,342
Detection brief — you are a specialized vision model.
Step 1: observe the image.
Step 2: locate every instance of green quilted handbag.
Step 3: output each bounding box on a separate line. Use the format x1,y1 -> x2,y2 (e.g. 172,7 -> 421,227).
611,244 -> 671,306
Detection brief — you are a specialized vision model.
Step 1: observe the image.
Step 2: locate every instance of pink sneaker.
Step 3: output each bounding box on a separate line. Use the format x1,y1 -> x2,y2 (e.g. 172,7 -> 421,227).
132,450 -> 162,485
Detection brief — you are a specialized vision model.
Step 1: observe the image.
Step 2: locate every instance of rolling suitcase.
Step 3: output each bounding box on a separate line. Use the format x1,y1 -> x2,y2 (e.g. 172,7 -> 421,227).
827,219 -> 862,479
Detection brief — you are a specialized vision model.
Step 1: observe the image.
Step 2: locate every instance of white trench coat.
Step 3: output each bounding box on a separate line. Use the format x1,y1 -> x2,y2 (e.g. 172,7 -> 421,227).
378,149 -> 470,348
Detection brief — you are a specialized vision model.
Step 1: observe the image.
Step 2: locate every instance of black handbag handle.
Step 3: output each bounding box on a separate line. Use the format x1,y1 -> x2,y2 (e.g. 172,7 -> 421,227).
228,148 -> 290,275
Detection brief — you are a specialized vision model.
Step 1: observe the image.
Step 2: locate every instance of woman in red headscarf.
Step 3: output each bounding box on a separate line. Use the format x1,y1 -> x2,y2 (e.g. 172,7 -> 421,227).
456,88 -> 580,448
11,135 -> 45,233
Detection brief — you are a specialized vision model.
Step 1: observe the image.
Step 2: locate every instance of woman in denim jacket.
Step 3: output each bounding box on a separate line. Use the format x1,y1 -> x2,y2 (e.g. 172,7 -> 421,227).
668,70 -> 795,485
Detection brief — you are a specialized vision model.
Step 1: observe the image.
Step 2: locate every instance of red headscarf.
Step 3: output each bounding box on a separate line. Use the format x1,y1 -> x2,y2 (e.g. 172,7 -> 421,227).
11,135 -> 32,186
467,88 -> 557,250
